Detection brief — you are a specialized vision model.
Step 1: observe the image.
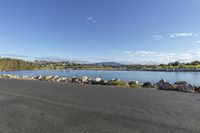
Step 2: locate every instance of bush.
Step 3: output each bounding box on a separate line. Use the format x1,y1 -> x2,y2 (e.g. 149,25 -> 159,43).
0,58 -> 39,71
107,80 -> 129,87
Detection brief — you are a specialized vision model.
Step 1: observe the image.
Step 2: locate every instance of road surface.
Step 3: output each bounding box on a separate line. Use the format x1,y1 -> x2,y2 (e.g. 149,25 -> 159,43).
0,78 -> 199,133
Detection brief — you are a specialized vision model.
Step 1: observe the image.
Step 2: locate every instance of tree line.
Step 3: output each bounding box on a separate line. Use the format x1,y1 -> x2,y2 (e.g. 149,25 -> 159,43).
1,58 -> 200,71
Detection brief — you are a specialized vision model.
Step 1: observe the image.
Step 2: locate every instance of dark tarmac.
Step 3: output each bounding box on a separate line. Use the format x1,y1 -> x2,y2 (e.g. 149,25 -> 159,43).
0,78 -> 199,133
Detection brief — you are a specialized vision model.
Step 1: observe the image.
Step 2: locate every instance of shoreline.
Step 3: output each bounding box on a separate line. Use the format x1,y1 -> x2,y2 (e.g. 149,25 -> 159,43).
2,68 -> 200,72
0,74 -> 200,94
45,68 -> 200,72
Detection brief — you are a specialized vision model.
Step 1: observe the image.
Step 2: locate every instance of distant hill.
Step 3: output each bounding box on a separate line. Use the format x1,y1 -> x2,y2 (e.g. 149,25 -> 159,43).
0,58 -> 39,71
93,62 -> 123,67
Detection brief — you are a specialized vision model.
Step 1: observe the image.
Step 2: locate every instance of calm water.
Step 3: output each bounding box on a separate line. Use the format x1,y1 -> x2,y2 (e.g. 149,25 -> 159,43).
0,70 -> 200,85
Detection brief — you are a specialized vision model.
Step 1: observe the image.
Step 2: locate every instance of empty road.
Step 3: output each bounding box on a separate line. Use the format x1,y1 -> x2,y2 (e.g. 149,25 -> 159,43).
0,78 -> 199,133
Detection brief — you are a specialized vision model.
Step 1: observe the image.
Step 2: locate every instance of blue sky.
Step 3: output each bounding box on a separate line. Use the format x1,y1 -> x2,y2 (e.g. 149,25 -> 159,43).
0,0 -> 200,64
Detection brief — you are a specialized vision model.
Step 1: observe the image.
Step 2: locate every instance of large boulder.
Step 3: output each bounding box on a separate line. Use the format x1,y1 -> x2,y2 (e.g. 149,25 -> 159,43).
56,77 -> 63,82
79,76 -> 89,83
128,80 -> 140,88
174,81 -> 195,93
8,75 -> 20,79
194,86 -> 200,93
43,76 -> 53,81
53,76 -> 59,79
92,77 -> 107,85
37,76 -> 43,80
55,77 -> 69,82
37,76 -> 53,81
46,76 -> 54,81
60,77 -> 69,83
3,74 -> 13,79
69,76 -> 89,84
87,78 -> 94,84
22,76 -> 33,80
156,79 -> 175,90
72,77 -> 80,83
143,82 -> 153,88
95,77 -> 102,82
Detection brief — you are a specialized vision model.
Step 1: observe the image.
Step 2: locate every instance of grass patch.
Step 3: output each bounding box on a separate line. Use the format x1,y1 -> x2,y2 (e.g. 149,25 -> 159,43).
107,80 -> 129,87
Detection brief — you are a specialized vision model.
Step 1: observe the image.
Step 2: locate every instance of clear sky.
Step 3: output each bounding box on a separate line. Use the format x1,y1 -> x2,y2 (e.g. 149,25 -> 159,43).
0,0 -> 200,64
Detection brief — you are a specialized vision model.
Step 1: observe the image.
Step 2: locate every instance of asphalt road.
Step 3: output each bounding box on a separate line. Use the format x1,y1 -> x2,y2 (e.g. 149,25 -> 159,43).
0,78 -> 199,133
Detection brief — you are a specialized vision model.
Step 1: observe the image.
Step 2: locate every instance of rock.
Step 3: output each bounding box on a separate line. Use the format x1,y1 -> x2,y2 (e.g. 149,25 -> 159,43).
38,76 -> 48,81
92,77 -> 106,85
8,75 -> 20,79
112,78 -> 120,81
174,81 -> 195,93
44,76 -> 54,81
49,77 -> 55,82
3,74 -> 13,79
22,76 -> 32,80
30,76 -> 36,80
87,78 -> 94,84
37,76 -> 52,81
49,76 -> 59,82
56,77 -> 62,82
103,80 -> 108,84
99,80 -> 107,85
72,77 -> 80,83
143,82 -> 153,88
128,80 -> 140,88
95,77 -> 102,82
55,77 -> 69,82
160,79 -> 166,83
156,79 -> 175,90
194,86 -> 200,93
53,76 -> 59,79
37,76 -> 43,80
129,80 -> 139,85
80,76 -> 89,83
36,76 -> 51,81
60,77 -> 69,82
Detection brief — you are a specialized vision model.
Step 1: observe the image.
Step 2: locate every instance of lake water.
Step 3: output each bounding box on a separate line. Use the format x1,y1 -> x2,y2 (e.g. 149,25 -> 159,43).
0,69 -> 200,85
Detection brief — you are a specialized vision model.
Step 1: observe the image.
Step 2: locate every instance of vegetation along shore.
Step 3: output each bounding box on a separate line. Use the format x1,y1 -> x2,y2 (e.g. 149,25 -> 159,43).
1,74 -> 200,94
2,58 -> 200,72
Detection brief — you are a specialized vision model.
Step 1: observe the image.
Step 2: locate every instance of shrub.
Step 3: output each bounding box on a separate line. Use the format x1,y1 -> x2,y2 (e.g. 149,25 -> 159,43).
107,80 -> 129,87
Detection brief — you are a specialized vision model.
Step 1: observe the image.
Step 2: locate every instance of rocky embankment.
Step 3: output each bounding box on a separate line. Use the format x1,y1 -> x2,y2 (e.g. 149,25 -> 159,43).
0,74 -> 200,93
